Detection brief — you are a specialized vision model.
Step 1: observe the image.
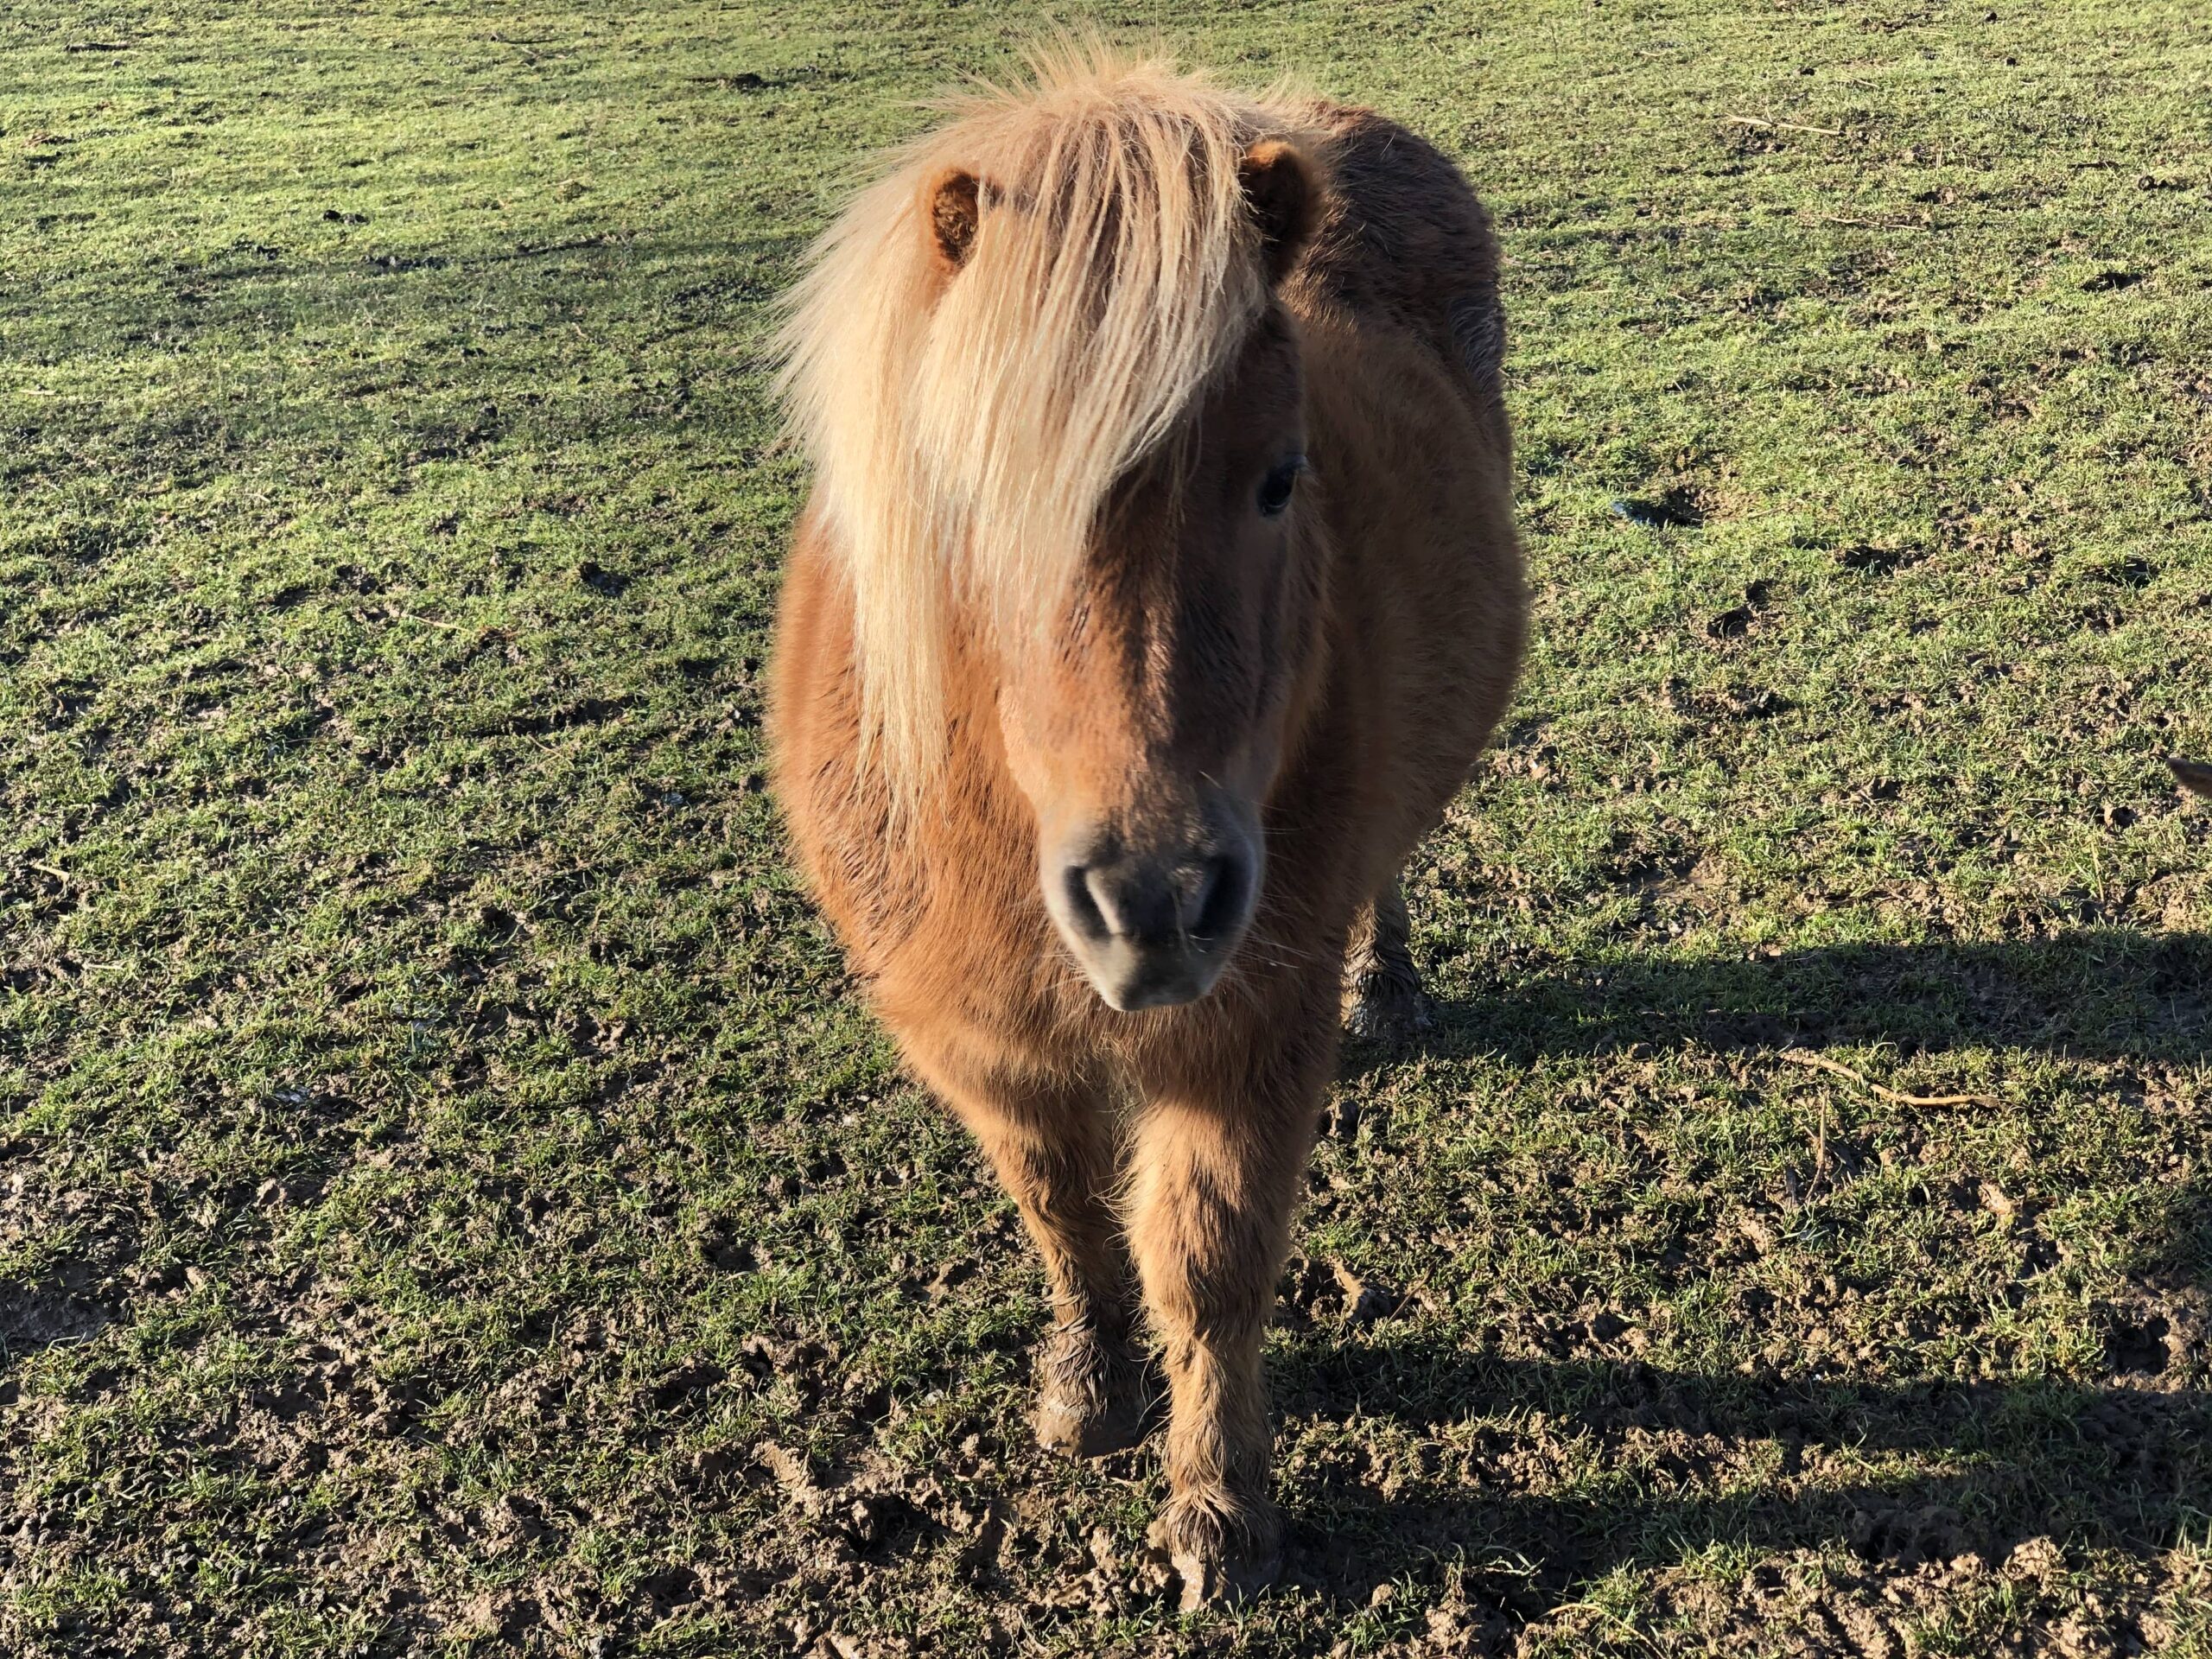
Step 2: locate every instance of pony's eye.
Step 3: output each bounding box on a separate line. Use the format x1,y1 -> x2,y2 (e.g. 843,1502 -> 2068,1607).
1257,455 -> 1305,518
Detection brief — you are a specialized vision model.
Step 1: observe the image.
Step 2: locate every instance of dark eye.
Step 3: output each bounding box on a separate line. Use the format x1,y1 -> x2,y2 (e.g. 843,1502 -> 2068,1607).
1257,454 -> 1305,518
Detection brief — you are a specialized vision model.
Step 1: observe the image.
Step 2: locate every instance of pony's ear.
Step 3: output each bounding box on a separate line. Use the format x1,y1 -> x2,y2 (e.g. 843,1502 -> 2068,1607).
1239,139 -> 1320,284
2171,756 -> 2212,798
925,168 -> 983,271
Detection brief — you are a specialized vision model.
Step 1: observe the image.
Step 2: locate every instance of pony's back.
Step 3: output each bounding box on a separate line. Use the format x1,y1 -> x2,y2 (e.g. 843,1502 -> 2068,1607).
1289,103 -> 1510,444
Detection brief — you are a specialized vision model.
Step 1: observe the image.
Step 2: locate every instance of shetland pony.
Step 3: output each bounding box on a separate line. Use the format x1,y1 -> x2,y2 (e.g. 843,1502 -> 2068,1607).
770,50 -> 1524,1606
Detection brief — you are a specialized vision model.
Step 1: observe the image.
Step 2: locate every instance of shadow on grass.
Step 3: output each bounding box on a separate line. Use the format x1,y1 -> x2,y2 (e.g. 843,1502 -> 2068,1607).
1363,927 -> 2212,1074
1273,1333 -> 2212,1604
1307,929 -> 2212,1599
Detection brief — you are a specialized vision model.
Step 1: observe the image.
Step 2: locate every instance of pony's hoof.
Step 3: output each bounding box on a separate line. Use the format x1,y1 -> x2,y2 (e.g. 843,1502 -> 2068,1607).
1033,1324 -> 1149,1459
1034,1383 -> 1147,1459
1147,1497 -> 1282,1611
1344,973 -> 1433,1043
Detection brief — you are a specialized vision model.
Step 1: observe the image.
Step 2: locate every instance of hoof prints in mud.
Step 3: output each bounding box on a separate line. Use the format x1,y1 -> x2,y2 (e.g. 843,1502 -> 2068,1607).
0,1283 -> 111,1355
730,1342 -> 2209,1655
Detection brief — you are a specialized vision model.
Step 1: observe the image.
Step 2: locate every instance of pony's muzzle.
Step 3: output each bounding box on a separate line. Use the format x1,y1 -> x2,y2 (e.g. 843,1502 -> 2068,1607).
1047,834 -> 1258,1012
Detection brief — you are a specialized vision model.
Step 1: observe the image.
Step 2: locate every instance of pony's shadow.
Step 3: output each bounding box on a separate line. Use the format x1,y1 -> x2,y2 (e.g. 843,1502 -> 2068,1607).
1307,926 -> 2211,1605
1271,1333 -> 2212,1606
1359,926 -> 2212,1074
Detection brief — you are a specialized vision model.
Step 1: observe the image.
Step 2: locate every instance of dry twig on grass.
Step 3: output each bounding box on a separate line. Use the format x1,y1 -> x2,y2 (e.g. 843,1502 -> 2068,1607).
1780,1048 -> 1999,1109
1726,114 -> 1844,136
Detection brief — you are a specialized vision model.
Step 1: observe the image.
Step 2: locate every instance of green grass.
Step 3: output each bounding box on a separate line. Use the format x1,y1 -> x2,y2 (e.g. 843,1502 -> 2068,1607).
4,1 -> 2211,1654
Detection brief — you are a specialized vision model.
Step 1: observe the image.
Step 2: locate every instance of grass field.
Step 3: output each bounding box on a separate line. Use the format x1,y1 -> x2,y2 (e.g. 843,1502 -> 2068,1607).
5,0 -> 2212,1653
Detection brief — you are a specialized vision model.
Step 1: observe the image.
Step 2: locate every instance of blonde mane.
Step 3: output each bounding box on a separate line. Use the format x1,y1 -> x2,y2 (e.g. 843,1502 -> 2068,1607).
775,46 -> 1313,794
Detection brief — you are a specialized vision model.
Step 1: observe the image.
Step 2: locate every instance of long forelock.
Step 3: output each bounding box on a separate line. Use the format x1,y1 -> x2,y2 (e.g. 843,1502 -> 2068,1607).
775,47 -> 1305,798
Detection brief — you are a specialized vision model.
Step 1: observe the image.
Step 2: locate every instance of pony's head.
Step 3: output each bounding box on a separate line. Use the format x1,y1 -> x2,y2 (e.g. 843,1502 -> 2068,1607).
779,51 -> 1325,1011
997,226 -> 1316,1013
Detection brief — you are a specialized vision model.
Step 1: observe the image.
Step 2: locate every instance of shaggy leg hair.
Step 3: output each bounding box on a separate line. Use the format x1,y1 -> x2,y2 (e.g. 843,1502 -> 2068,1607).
1344,875 -> 1432,1041
1125,1020 -> 1332,1609
906,1044 -> 1148,1454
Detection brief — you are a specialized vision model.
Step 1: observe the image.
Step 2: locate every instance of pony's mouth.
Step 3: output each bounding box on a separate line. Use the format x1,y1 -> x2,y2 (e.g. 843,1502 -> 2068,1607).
1076,931 -> 1238,1013
1042,830 -> 1260,1012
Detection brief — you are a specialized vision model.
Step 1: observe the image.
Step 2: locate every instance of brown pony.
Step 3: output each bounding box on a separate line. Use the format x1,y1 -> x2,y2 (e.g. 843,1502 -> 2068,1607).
769,48 -> 1524,1607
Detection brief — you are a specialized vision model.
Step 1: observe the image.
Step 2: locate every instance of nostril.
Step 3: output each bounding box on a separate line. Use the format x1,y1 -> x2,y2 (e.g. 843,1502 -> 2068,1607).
1084,864 -> 1147,940
1189,853 -> 1249,941
1061,864 -> 1111,943
1184,858 -> 1222,933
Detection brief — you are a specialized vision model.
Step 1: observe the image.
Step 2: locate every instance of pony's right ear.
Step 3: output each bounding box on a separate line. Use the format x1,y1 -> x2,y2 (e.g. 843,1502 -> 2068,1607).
925,168 -> 983,271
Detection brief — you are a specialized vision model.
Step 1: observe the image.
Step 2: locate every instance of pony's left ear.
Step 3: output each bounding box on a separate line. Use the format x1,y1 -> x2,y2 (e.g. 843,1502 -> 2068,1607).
925,168 -> 984,272
1239,139 -> 1320,284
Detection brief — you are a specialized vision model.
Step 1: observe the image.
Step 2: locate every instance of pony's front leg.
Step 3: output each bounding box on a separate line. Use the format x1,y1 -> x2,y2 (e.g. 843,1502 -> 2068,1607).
903,1041 -> 1147,1457
1344,874 -> 1432,1040
1125,1029 -> 1329,1609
